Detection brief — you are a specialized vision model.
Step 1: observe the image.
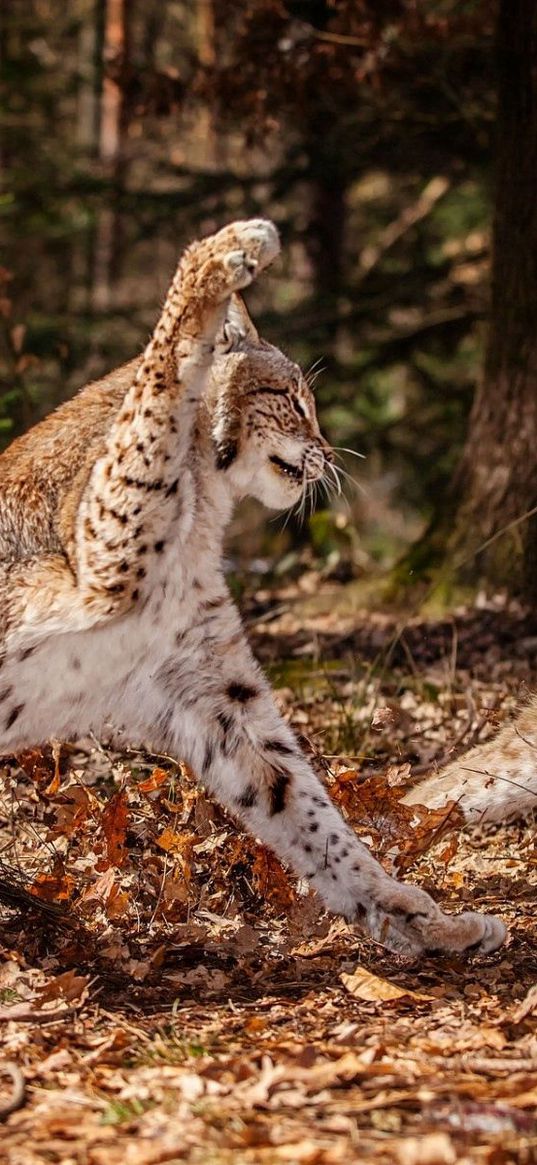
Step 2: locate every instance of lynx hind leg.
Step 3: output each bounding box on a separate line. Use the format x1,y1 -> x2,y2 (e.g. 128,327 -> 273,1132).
182,219 -> 281,305
146,622 -> 507,958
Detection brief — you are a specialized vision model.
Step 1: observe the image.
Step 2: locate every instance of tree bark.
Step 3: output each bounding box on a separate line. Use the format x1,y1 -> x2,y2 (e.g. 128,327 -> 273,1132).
447,0 -> 537,594
91,0 -> 132,312
195,0 -> 222,168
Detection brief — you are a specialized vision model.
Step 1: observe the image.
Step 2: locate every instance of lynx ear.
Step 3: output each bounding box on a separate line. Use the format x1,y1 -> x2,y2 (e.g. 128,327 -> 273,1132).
218,294 -> 259,351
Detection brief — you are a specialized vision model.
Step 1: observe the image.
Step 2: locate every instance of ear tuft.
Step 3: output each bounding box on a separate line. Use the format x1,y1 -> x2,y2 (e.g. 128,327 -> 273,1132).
218,293 -> 259,352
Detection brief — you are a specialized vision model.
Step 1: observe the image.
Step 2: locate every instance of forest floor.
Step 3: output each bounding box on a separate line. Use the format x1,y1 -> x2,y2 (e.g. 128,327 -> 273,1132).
0,580 -> 536,1165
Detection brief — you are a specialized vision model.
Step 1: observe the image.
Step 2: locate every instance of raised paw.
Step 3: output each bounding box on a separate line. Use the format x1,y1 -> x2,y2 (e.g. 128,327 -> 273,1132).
228,219 -> 280,275
188,219 -> 280,302
214,219 -> 280,294
357,882 -> 507,958
221,248 -> 261,292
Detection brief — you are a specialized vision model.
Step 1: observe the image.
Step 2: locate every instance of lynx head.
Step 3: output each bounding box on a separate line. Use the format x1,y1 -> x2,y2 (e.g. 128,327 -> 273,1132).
207,296 -> 334,510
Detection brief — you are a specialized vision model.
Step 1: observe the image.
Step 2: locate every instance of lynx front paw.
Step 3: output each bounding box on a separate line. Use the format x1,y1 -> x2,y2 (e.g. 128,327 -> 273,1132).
228,219 -> 280,276
217,220 -> 280,293
358,884 -> 507,958
192,219 -> 280,302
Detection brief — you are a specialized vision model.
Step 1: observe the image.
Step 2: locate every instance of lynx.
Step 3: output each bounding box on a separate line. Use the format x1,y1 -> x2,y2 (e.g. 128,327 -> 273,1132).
404,700 -> 537,822
1,217 -> 528,959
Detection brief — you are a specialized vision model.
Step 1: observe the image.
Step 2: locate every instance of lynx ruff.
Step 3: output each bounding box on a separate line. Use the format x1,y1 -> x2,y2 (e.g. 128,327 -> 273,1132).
1,219 -> 535,957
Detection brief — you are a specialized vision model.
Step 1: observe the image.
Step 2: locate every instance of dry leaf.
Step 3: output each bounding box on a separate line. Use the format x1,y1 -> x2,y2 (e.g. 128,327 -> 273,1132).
438,834 -> 459,864
79,867 -> 117,905
341,966 -> 434,1003
16,747 -> 57,791
331,769 -> 462,872
371,706 -> 396,731
49,785 -> 92,839
31,860 -> 75,903
138,767 -> 169,794
35,969 -> 89,1006
100,789 -> 129,868
156,828 -> 196,861
251,846 -> 296,910
106,886 -> 130,920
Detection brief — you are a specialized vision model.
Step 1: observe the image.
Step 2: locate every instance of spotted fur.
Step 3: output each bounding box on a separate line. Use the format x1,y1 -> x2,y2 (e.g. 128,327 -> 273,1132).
404,698 -> 537,822
0,219 -> 510,958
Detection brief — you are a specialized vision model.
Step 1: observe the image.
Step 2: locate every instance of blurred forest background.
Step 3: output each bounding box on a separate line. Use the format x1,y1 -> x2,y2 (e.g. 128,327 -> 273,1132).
1,0 -> 535,597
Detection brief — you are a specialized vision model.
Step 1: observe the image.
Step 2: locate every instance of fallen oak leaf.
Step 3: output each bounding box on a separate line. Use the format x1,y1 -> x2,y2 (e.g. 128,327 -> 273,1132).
79,867 -> 117,905
100,789 -> 129,868
0,861 -> 78,928
106,886 -> 130,920
340,966 -> 435,1003
156,826 -> 195,854
138,767 -> 170,794
371,706 -> 397,732
437,833 -> 459,864
30,859 -> 75,903
16,746 -> 57,791
35,969 -> 90,1006
251,846 -> 297,910
385,762 -> 413,787
48,784 -> 93,839
78,868 -> 130,921
330,769 -> 462,873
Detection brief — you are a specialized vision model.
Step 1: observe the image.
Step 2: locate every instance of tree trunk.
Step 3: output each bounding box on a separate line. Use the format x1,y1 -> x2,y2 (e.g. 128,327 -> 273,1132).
447,0 -> 537,594
91,0 -> 132,312
195,0 -> 222,169
77,0 -> 105,154
303,116 -> 348,361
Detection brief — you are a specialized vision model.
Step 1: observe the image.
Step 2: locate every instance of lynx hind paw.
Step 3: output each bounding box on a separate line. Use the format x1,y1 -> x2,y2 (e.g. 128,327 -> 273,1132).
362,885 -> 507,958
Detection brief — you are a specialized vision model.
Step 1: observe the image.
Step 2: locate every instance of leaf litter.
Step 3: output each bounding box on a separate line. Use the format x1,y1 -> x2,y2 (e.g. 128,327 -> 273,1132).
0,588 -> 535,1164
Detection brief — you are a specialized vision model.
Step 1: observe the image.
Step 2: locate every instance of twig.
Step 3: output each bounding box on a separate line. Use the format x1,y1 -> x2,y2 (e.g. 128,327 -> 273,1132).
0,865 -> 78,930
304,26 -> 369,48
354,177 -> 451,289
0,1062 -> 26,1120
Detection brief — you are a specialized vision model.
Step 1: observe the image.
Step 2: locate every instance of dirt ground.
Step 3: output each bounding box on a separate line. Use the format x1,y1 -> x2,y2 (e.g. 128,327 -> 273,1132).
0,587 -> 536,1165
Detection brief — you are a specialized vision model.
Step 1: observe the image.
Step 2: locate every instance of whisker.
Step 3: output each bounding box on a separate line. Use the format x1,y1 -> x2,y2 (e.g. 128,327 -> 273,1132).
334,463 -> 369,499
302,470 -> 310,525
321,471 -> 351,516
321,479 -> 336,505
327,463 -> 342,496
306,366 -> 326,388
310,481 -> 318,516
305,356 -> 325,380
332,446 -> 366,460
